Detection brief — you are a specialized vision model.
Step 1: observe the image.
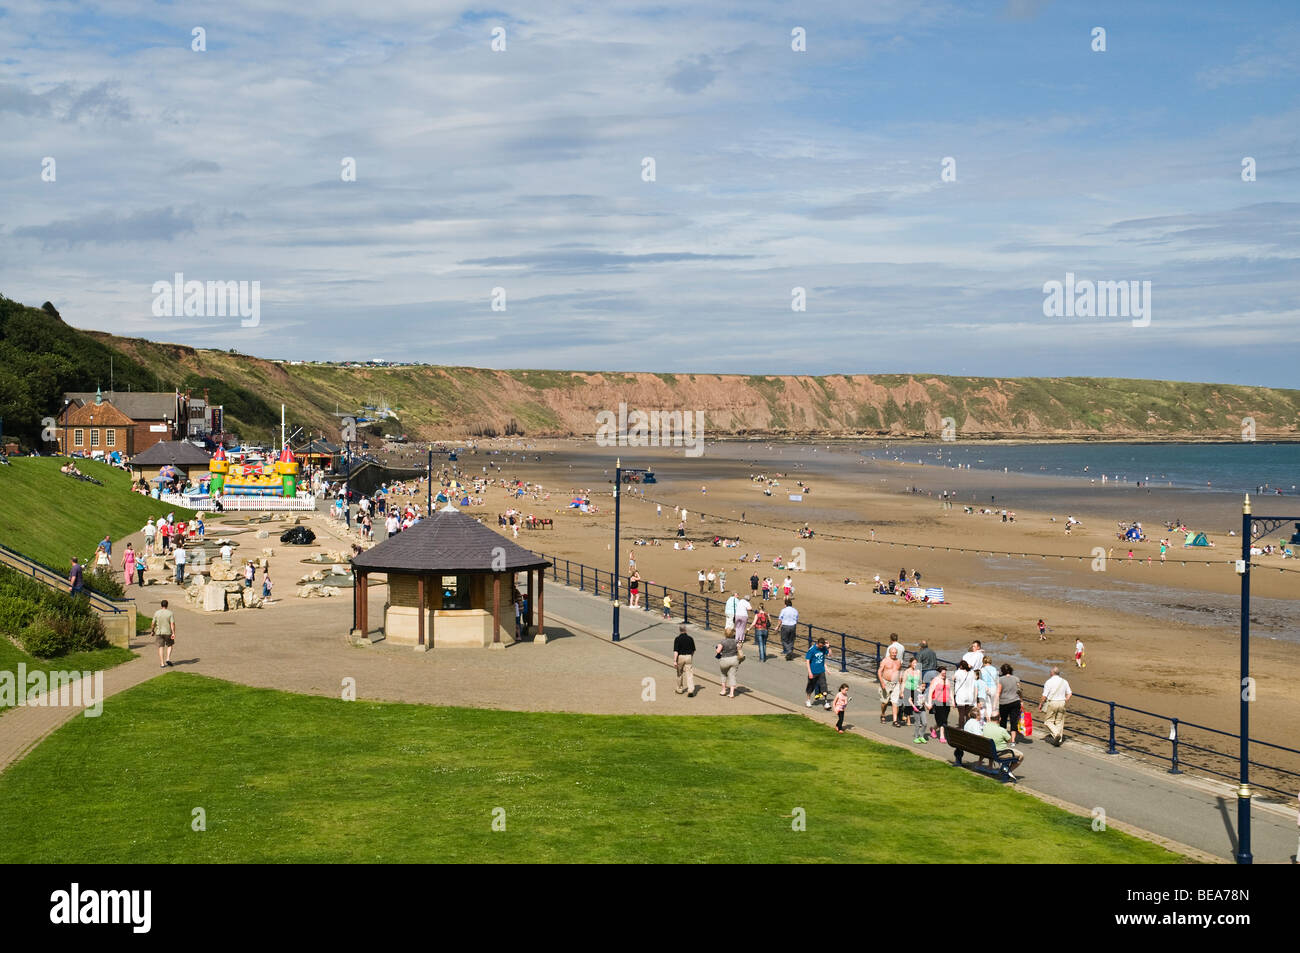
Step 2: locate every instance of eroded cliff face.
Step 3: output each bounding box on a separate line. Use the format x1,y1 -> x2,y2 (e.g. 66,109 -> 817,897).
90,332 -> 1300,441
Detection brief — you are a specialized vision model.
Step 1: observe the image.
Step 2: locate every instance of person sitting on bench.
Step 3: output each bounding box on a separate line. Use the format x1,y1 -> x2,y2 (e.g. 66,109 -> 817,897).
981,719 -> 1024,777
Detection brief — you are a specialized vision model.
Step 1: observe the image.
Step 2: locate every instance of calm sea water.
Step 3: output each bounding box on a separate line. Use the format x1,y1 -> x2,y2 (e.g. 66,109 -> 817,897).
861,442 -> 1300,494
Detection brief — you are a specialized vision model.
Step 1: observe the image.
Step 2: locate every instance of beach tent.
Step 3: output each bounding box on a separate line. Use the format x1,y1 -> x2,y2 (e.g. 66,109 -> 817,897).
1124,526 -> 1141,541
435,492 -> 449,503
1184,532 -> 1210,547
460,497 -> 471,507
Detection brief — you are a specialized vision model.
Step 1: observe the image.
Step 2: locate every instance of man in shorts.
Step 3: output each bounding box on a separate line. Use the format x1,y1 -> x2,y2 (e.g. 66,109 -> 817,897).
152,599 -> 176,668
878,646 -> 902,725
1074,639 -> 1086,668
805,638 -> 831,709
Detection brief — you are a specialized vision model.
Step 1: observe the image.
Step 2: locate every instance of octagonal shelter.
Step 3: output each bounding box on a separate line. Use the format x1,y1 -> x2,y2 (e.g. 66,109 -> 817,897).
350,508 -> 550,650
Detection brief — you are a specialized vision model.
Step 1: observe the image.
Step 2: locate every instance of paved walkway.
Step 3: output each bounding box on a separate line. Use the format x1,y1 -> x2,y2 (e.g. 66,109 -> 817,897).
3,510 -> 1295,863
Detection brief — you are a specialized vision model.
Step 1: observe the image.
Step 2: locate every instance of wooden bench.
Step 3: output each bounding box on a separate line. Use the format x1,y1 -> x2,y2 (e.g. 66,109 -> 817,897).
945,726 -> 1021,781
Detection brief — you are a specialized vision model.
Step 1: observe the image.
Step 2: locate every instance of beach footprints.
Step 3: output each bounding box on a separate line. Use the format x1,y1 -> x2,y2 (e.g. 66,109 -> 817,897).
1091,547 -> 1107,571
1241,417 -> 1256,442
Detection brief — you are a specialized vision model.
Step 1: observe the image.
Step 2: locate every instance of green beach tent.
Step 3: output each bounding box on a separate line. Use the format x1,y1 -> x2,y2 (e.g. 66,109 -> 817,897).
1184,532 -> 1210,547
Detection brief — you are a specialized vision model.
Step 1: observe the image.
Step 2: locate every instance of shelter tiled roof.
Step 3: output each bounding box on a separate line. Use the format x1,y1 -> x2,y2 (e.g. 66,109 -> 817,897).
351,511 -> 549,574
129,440 -> 212,467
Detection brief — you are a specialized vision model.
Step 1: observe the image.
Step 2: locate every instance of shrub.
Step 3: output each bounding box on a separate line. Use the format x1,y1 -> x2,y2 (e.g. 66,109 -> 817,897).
0,595 -> 38,635
84,569 -> 125,600
20,618 -> 66,658
21,612 -> 107,657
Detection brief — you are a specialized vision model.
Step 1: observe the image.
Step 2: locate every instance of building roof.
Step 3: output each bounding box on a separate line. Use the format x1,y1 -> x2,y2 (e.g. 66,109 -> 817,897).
65,391 -> 178,422
64,400 -> 134,427
299,439 -> 341,455
351,511 -> 550,574
129,440 -> 212,467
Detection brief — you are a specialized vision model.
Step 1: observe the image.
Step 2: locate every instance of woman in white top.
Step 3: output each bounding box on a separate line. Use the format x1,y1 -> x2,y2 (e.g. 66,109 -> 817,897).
954,659 -> 979,725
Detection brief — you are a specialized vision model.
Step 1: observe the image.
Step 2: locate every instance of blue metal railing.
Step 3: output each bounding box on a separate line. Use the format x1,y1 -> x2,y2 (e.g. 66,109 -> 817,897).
540,551 -> 1300,802
0,541 -> 132,614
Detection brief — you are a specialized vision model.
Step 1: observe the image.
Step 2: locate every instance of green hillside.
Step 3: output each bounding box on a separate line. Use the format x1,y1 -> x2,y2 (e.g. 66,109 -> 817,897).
0,457 -> 193,570
3,293 -> 1299,444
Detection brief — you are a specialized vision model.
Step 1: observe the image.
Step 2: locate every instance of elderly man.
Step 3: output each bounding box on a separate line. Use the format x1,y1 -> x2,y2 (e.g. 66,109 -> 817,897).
1039,666 -> 1073,746
878,646 -> 902,726
673,625 -> 697,697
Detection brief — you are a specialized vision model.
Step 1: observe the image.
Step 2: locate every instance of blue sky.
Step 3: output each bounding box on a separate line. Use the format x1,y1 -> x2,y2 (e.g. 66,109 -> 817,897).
1,0 -> 1297,385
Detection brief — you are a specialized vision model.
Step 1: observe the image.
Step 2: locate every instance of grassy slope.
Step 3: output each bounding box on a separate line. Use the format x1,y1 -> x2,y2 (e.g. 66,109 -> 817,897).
0,458 -> 194,569
0,673 -> 1187,863
93,331 -> 1300,442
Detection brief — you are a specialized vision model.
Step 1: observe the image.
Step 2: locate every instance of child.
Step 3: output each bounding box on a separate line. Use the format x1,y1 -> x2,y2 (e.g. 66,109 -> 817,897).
1075,639 -> 1086,668
1037,618 -> 1047,641
262,568 -> 273,601
662,593 -> 672,619
908,676 -> 929,744
832,684 -> 850,733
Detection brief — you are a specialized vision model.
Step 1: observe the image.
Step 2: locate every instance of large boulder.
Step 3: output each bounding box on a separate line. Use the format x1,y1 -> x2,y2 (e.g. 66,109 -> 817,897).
203,583 -> 227,612
280,526 -> 316,545
210,563 -> 234,581
241,588 -> 262,608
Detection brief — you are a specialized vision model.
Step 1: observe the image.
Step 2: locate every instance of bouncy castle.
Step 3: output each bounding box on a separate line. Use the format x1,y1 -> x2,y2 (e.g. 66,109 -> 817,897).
208,446 -> 299,497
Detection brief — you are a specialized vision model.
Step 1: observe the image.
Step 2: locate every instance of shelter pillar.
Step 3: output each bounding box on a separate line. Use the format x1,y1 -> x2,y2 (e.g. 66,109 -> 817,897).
489,571 -> 504,650
536,570 -> 547,644
415,574 -> 428,652
526,568 -> 535,640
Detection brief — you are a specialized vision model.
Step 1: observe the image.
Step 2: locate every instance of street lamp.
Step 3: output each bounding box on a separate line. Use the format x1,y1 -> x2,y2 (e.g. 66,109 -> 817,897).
611,458 -> 652,642
1236,494 -> 1300,864
62,399 -> 70,456
427,443 -> 433,514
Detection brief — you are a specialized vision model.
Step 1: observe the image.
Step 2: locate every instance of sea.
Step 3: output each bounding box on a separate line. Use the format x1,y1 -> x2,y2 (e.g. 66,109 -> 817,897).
860,442 -> 1300,495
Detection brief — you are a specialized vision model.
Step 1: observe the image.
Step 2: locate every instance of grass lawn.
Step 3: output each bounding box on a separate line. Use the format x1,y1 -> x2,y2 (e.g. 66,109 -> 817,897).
0,637 -> 134,712
0,674 -> 1189,863
0,457 -> 194,569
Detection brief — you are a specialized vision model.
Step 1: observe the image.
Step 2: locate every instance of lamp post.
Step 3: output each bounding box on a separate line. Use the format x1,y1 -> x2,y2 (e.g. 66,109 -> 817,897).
62,399 -> 70,456
611,459 -> 652,642
427,443 -> 433,514
1236,495 -> 1300,864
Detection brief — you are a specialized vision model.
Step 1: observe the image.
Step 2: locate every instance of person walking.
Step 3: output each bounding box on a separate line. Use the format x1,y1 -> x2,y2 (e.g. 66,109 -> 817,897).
1074,638 -> 1086,668
628,569 -> 641,608
69,557 -> 84,597
750,572 -> 760,598
954,659 -> 978,725
1037,618 -> 1048,640
707,568 -> 716,593
1039,666 -> 1073,746
926,667 -> 953,742
220,541 -> 233,565
173,543 -> 187,586
158,518 -> 171,554
262,567 -> 273,602
142,518 -> 156,557
673,625 -> 696,696
805,637 -> 831,709
698,569 -> 706,594
878,646 -> 902,725
916,639 -> 938,686
904,662 -> 929,743
832,683 -> 850,733
716,626 -> 740,698
997,664 -> 1022,743
662,592 -> 672,619
121,543 -> 137,588
152,599 -> 176,668
778,597 -> 798,660
751,605 -> 770,662
244,560 -> 256,589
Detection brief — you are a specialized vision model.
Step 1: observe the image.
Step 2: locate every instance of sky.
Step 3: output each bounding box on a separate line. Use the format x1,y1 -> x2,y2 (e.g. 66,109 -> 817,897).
1,0 -> 1298,385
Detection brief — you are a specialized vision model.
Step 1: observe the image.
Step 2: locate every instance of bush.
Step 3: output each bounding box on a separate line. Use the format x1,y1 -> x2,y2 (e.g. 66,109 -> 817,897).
84,569 -> 125,600
20,612 -> 107,658
20,618 -> 66,658
0,595 -> 38,635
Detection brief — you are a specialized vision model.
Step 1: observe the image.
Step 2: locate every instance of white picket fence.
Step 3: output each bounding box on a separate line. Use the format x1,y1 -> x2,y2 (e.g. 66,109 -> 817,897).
160,492 -> 317,512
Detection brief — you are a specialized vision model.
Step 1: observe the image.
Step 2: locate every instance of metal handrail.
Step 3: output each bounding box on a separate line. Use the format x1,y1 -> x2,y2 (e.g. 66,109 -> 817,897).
0,540 -> 131,614
540,551 -> 1300,801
